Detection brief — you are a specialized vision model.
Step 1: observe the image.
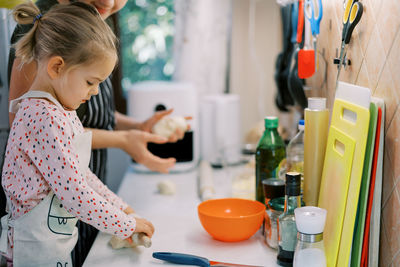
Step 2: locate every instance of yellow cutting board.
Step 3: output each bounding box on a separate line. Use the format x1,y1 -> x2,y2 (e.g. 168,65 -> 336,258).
318,82 -> 370,267
318,126 -> 355,267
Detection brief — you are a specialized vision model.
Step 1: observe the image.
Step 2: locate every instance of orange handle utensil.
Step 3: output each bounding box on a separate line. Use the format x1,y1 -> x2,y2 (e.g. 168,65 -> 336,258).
297,0 -> 304,44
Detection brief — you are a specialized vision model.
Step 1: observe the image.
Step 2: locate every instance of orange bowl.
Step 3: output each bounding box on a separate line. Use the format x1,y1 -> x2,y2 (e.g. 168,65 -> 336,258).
197,198 -> 266,242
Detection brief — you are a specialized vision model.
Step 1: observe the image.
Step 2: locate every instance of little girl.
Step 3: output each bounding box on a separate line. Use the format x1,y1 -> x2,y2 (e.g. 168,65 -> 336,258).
0,2 -> 154,266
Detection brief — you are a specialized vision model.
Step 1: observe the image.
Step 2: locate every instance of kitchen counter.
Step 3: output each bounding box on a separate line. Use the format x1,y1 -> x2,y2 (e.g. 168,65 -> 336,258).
83,165 -> 278,267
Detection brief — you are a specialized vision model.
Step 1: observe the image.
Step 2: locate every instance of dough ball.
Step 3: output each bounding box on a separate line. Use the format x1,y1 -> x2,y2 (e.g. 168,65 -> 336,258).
157,179 -> 176,195
109,213 -> 152,249
152,116 -> 188,139
109,236 -> 130,249
109,233 -> 152,249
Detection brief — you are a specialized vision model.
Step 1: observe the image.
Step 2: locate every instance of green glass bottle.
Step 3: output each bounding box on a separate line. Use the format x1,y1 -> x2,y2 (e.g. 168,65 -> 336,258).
255,116 -> 286,204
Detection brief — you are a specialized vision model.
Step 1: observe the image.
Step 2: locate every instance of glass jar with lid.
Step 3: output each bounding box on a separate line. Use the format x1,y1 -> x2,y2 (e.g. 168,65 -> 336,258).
265,197 -> 284,249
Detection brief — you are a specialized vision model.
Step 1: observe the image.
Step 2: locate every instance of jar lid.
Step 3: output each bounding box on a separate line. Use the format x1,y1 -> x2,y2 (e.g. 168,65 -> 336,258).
294,206 -> 327,234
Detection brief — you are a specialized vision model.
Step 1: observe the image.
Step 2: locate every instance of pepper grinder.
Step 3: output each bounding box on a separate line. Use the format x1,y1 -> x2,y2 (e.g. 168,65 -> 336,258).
293,206 -> 327,267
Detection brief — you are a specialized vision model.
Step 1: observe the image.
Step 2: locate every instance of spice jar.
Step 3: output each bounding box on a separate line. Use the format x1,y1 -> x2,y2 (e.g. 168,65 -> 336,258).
265,197 -> 284,249
262,178 -> 285,237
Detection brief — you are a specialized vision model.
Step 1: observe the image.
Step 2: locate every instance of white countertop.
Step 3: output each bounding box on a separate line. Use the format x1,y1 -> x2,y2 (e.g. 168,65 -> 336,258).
83,165 -> 279,267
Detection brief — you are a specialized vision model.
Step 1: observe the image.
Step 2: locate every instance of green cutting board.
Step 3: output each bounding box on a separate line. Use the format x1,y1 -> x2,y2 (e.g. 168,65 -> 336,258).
350,102 -> 378,267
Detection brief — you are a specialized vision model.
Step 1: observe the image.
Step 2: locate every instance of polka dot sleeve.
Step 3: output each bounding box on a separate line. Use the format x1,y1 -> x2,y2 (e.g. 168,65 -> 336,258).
25,107 -> 135,239
85,169 -> 129,212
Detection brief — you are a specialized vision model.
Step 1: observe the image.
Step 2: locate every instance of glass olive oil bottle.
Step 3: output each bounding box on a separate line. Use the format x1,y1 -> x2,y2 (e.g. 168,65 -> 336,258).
255,116 -> 286,204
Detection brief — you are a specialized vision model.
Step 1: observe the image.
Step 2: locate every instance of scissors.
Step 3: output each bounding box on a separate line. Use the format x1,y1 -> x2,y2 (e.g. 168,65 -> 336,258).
335,0 -> 363,89
305,0 -> 323,66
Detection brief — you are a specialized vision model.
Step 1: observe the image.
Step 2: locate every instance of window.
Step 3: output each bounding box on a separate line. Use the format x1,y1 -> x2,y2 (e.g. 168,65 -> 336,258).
119,0 -> 175,91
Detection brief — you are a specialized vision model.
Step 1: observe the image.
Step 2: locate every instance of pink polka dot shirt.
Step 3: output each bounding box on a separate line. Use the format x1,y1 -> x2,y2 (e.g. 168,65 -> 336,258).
1,98 -> 136,259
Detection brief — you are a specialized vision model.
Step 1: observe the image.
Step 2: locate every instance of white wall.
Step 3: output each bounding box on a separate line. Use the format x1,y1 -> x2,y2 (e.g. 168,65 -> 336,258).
173,0 -> 231,96
230,0 -> 283,142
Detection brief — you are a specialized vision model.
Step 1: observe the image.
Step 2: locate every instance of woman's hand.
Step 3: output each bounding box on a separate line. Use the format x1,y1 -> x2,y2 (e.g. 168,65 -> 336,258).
122,129 -> 176,173
140,109 -> 192,142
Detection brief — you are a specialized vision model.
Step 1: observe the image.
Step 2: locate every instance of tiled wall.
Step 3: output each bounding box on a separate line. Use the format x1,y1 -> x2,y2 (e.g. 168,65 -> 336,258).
307,0 -> 400,265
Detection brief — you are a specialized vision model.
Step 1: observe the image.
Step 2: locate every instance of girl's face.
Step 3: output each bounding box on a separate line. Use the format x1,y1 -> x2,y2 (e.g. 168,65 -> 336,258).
55,55 -> 117,110
59,0 -> 128,19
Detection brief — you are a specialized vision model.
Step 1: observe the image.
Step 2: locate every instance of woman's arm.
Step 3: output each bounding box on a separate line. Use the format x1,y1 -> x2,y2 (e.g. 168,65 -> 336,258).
8,58 -> 37,125
114,111 -> 143,130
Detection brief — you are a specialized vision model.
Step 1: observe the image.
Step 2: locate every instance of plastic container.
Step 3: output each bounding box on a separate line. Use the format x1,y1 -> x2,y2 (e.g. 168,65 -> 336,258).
255,116 -> 286,204
303,98 -> 329,206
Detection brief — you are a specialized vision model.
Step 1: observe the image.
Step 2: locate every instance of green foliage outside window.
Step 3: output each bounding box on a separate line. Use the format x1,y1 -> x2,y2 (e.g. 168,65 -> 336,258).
119,0 -> 175,91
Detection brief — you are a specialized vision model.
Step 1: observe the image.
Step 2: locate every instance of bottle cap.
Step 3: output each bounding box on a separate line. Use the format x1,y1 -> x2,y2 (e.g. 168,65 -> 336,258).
264,116 -> 278,129
285,172 -> 301,196
298,119 -> 305,131
308,98 -> 326,111
294,206 -> 327,235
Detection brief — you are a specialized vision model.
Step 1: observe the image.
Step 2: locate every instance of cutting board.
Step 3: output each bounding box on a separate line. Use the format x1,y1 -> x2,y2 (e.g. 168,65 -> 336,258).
360,105 -> 382,266
318,82 -> 371,267
350,102 -> 378,267
318,126 -> 355,267
367,98 -> 385,266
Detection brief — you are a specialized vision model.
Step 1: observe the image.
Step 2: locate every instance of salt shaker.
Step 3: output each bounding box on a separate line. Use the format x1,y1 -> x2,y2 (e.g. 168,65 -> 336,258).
293,206 -> 327,267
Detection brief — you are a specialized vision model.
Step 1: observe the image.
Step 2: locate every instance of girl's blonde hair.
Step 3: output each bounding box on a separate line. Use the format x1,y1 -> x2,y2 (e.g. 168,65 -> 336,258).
13,1 -> 117,69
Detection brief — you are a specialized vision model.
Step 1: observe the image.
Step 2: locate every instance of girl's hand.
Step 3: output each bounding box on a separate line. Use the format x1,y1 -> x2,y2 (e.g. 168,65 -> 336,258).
124,206 -> 135,215
133,218 -> 155,238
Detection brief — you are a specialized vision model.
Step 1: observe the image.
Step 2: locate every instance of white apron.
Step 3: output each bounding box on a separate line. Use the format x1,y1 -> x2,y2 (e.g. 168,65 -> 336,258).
0,91 -> 92,267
